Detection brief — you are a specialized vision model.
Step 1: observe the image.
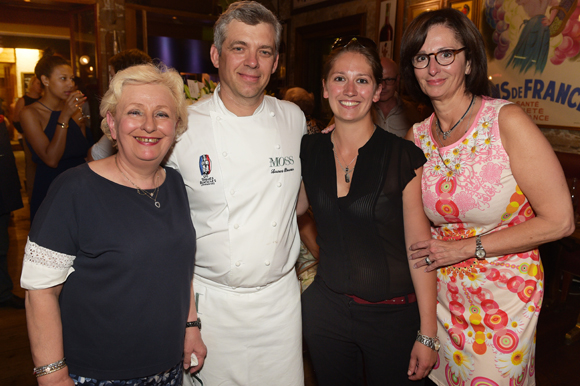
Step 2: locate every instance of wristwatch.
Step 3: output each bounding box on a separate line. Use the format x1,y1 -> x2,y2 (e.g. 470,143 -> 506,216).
475,235 -> 486,259
416,331 -> 440,352
186,318 -> 202,330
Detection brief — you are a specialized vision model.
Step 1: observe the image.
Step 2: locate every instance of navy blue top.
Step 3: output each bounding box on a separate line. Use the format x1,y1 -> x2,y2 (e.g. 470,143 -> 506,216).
29,164 -> 196,379
28,109 -> 92,222
301,128 -> 426,302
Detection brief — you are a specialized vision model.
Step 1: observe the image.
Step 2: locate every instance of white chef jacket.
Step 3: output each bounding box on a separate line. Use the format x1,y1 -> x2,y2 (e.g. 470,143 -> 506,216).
166,86 -> 307,288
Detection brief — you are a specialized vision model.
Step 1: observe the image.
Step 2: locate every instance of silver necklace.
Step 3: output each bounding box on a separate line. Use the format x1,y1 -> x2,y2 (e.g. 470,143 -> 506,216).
115,155 -> 161,208
436,94 -> 475,140
332,133 -> 358,183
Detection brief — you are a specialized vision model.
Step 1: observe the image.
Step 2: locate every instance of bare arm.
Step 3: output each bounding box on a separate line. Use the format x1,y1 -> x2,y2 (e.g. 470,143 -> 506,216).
296,181 -> 309,216
183,282 -> 207,374
12,97 -> 25,124
20,93 -> 85,168
298,209 -> 319,259
403,168 -> 438,380
409,103 -> 574,271
25,286 -> 74,386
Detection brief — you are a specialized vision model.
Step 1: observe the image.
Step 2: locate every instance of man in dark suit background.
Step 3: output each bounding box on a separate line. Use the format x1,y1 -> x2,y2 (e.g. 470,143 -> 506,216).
0,101 -> 24,308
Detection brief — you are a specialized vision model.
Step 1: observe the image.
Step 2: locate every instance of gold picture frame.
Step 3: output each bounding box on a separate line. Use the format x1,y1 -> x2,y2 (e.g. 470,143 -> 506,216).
408,0 -> 441,26
448,0 -> 479,27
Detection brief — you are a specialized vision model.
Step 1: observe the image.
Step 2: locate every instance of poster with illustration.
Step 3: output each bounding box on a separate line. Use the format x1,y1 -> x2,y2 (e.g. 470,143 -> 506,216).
484,0 -> 580,128
378,0 -> 398,58
451,1 -> 474,21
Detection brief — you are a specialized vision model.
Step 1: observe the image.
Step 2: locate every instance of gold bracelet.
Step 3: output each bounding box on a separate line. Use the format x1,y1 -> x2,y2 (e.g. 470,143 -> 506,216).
33,357 -> 67,377
56,121 -> 68,130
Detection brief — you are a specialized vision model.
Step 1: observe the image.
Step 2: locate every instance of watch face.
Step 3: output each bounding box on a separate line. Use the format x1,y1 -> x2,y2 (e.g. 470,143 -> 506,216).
476,249 -> 486,259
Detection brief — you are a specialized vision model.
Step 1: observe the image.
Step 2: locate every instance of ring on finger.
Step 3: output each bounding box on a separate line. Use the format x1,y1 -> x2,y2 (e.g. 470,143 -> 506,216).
425,256 -> 433,265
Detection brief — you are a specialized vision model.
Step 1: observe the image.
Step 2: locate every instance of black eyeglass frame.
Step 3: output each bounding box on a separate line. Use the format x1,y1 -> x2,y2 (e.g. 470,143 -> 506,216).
412,47 -> 467,69
381,77 -> 398,85
331,36 -> 377,51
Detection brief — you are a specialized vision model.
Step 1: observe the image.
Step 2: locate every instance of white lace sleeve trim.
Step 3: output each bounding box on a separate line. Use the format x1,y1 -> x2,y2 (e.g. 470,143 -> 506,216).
21,238 -> 76,290
23,238 -> 75,270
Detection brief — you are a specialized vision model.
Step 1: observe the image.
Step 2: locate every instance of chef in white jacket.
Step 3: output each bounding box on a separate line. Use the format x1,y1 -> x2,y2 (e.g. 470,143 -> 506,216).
166,2 -> 307,385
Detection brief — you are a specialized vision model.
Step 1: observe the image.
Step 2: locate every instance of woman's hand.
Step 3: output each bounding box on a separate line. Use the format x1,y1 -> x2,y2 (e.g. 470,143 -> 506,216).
407,341 -> 437,380
61,91 -> 86,123
184,327 -> 207,374
409,238 -> 473,272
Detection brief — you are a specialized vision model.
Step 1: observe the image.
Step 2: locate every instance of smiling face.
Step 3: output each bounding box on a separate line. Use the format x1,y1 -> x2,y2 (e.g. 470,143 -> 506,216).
413,24 -> 470,103
323,51 -> 382,125
107,83 -> 178,167
210,20 -> 279,111
42,65 -> 75,101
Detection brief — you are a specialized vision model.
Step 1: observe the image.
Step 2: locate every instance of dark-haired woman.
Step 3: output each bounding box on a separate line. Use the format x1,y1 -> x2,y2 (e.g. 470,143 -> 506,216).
20,51 -> 92,222
299,36 -> 437,385
400,9 -> 574,385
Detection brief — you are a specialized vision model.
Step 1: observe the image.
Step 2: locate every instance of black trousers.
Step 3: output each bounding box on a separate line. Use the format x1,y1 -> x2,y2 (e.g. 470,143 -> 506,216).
302,276 -> 424,386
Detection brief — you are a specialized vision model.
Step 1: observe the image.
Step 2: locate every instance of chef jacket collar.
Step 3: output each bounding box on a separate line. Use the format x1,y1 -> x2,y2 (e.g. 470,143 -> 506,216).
214,83 -> 266,117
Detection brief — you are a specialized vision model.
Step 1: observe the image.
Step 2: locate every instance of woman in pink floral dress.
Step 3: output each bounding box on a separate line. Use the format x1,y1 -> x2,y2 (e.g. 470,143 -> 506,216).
399,9 -> 574,386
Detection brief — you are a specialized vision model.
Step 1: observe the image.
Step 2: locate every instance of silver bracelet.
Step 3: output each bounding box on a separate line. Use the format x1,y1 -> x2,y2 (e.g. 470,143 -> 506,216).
33,357 -> 67,378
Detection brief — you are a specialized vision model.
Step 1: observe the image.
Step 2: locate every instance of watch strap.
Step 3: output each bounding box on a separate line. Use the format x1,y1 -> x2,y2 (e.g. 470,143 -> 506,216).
186,318 -> 201,330
56,121 -> 68,130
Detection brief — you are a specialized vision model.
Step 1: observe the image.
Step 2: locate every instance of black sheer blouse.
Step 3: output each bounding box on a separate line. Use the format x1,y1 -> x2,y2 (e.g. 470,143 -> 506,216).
301,128 -> 426,302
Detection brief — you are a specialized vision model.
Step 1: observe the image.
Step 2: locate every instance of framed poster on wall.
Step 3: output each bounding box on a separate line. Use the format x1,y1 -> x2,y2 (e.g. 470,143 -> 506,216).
408,0 -> 441,26
377,0 -> 398,59
21,73 -> 35,95
482,0 -> 580,129
448,0 -> 479,27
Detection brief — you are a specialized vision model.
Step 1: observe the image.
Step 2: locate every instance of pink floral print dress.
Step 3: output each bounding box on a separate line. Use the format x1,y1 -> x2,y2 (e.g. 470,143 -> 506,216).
413,97 -> 542,386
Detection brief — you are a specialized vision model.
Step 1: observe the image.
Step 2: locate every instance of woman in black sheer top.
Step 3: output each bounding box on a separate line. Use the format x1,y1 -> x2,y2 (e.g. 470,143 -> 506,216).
298,37 -> 438,385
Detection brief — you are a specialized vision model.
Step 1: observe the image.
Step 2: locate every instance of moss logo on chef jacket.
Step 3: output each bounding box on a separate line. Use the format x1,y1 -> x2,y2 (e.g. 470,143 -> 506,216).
199,154 -> 216,186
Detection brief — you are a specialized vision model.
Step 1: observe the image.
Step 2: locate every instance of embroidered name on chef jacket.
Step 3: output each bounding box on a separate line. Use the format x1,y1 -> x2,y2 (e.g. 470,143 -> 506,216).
199,154 -> 217,186
270,155 -> 295,174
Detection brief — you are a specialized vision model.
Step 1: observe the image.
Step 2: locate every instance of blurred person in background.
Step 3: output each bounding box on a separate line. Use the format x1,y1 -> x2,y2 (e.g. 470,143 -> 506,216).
0,102 -> 24,309
20,50 -> 92,223
12,75 -> 42,198
284,87 -> 324,134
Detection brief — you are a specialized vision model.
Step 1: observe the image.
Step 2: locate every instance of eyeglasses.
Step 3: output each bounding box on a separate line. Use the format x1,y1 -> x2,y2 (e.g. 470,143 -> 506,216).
331,36 -> 377,51
412,47 -> 466,69
381,77 -> 397,85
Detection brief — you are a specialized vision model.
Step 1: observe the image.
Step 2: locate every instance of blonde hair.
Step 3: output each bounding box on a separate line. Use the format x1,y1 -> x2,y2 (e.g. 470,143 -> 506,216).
100,63 -> 188,145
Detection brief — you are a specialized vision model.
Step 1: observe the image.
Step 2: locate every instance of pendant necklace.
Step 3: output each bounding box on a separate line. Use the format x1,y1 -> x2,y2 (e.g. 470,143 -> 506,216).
332,133 -> 358,183
436,94 -> 475,140
115,155 -> 161,208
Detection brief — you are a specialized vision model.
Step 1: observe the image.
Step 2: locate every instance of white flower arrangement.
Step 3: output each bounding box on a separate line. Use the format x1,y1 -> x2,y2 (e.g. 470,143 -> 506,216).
184,78 -> 217,104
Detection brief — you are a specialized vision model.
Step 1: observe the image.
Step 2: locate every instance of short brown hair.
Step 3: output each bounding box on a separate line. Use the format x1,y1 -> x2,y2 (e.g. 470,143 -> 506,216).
400,8 -> 490,105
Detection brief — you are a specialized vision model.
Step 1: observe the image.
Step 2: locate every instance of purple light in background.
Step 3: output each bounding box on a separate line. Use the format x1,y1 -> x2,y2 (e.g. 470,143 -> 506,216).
148,35 -> 214,74
188,39 -> 203,73
157,36 -> 173,66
